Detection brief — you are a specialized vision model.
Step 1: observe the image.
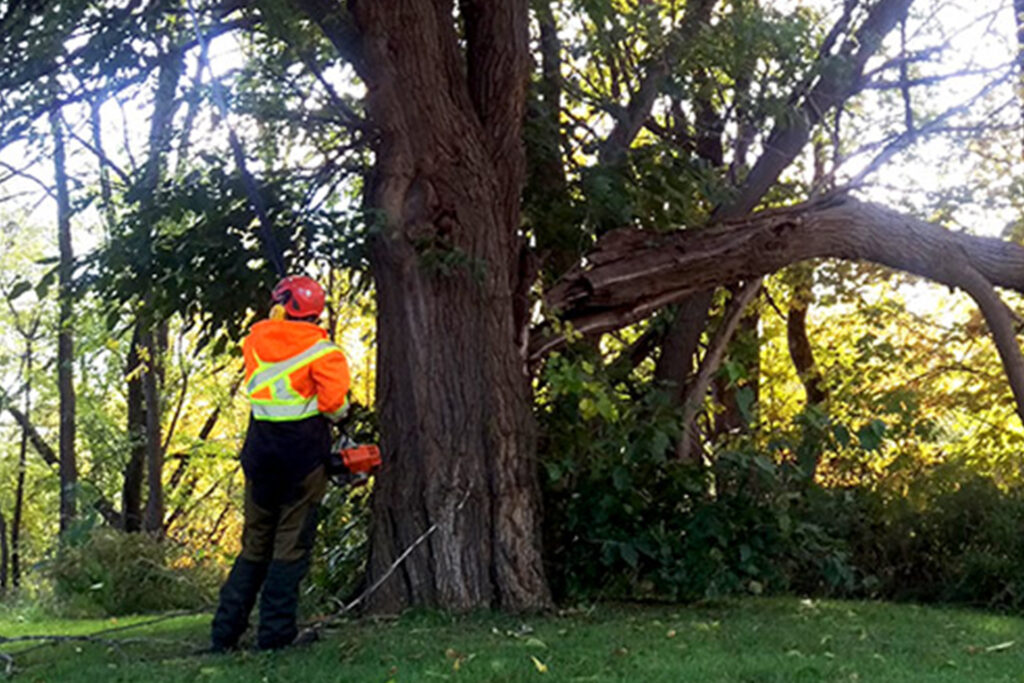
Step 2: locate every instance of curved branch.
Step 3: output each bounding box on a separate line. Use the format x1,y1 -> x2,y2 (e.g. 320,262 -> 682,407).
539,196 -> 1024,355
536,193 -> 1024,426
956,266 -> 1024,426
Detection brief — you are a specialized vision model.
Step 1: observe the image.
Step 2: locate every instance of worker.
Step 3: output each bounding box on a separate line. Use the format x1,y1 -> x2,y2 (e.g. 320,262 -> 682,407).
211,275 -> 350,652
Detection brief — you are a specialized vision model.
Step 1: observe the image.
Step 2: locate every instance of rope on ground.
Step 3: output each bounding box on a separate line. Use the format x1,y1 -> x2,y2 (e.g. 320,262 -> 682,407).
0,609 -> 206,678
315,488 -> 472,628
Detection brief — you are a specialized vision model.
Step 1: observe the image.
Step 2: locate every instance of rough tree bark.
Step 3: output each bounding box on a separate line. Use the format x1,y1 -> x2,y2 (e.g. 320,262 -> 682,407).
50,107 -> 77,534
298,0 -> 549,611
538,195 -> 1024,425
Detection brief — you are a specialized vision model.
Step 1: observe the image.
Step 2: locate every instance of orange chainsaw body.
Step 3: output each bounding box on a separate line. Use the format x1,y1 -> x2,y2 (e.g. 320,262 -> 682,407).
337,444 -> 381,474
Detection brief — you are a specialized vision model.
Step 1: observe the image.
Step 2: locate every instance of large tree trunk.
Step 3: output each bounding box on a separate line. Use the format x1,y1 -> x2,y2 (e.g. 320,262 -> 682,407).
336,0 -> 549,612
50,107 -> 77,534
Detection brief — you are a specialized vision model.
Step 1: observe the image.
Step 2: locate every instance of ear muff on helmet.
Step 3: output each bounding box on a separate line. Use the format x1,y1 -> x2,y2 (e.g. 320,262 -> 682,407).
270,275 -> 325,319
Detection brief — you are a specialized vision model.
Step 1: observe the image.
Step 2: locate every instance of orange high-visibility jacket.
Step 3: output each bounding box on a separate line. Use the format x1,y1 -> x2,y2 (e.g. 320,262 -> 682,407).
242,320 -> 350,422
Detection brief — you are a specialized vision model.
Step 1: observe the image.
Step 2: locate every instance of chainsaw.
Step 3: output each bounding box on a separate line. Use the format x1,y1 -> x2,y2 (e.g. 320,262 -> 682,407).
328,434 -> 382,487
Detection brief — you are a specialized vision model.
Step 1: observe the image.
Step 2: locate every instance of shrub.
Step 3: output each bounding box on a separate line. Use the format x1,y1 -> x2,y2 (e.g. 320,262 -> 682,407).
52,528 -> 218,616
538,354 -> 1024,609
824,468 -> 1024,610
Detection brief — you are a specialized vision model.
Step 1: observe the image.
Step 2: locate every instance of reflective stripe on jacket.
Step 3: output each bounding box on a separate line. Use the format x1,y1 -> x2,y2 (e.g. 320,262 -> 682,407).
242,320 -> 350,422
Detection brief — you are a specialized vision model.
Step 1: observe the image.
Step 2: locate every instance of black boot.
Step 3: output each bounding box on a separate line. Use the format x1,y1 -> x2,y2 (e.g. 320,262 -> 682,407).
211,556 -> 269,652
256,557 -> 310,650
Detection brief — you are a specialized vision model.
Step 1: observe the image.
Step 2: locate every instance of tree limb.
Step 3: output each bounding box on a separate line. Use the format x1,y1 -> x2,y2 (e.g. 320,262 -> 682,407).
956,267 -> 1024,426
677,278 -> 762,461
287,0 -> 363,72
597,0 -> 716,165
537,195 -> 1024,357
727,0 -> 913,217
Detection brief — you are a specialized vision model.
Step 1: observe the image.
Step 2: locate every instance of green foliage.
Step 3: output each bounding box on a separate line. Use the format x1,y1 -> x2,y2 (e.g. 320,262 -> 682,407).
51,528 -> 218,616
307,482 -> 372,609
820,466 -> 1024,610
539,352 -> 848,601
541,351 -> 1024,611
90,166 -> 368,347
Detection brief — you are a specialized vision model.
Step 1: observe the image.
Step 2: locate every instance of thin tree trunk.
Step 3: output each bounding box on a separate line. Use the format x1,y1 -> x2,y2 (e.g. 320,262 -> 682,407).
136,55 -> 182,537
90,99 -> 116,233
50,107 -> 77,534
141,331 -> 164,535
123,331 -> 146,532
1015,0 -> 1024,142
712,308 -> 760,437
0,512 -> 7,593
678,279 -> 762,461
787,301 -> 828,406
12,337 -> 31,586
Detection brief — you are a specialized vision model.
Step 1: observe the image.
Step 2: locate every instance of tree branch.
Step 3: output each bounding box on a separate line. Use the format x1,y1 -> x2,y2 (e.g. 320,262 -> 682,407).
597,0 -> 717,165
537,195 -> 1024,357
287,0 -> 363,72
677,279 -> 762,461
956,267 -> 1024,426
726,0 -> 913,218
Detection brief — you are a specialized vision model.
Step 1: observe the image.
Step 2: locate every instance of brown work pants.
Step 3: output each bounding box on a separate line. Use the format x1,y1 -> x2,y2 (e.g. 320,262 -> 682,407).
240,465 -> 328,563
212,465 -> 327,650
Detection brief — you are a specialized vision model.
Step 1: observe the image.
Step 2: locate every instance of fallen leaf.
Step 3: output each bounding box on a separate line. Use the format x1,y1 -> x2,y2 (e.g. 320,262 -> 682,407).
666,629 -> 677,639
530,655 -> 548,673
524,637 -> 548,649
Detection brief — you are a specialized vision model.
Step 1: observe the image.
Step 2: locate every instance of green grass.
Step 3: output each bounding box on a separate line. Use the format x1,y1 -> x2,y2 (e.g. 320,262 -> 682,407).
2,598 -> 1023,681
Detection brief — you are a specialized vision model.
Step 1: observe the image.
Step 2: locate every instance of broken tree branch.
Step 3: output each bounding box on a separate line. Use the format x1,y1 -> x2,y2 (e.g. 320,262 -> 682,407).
535,193 -> 1024,427
537,195 -> 1024,351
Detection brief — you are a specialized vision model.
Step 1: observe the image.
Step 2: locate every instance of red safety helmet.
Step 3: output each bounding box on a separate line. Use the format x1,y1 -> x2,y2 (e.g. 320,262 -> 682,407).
271,275 -> 325,318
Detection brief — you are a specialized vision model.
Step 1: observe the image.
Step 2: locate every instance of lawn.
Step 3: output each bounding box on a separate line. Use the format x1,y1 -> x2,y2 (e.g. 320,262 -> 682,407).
1,597 -> 1022,681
